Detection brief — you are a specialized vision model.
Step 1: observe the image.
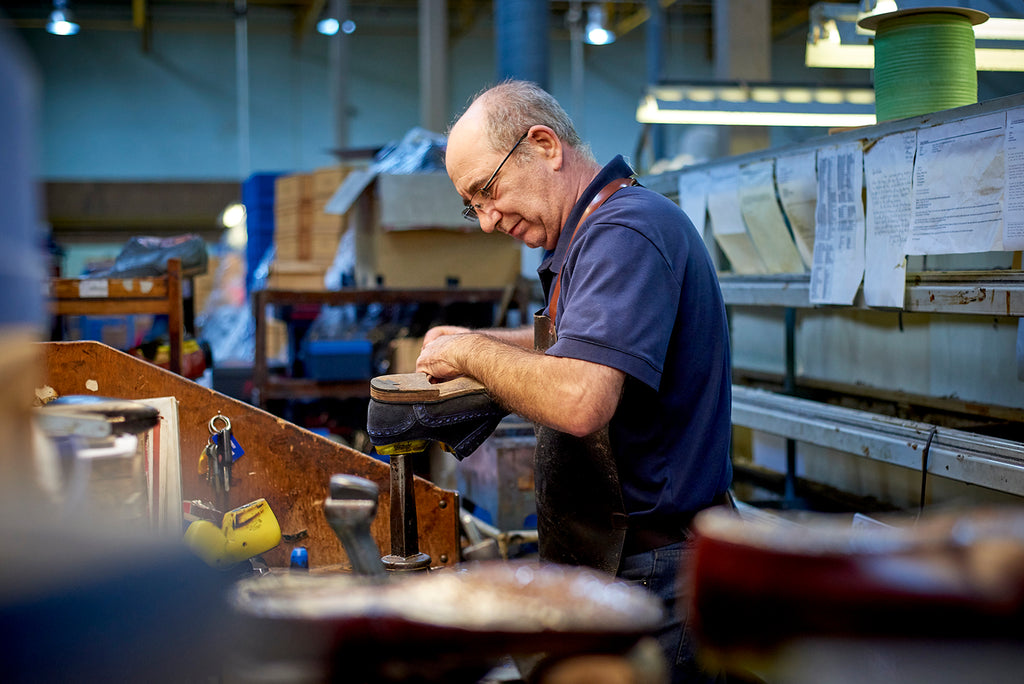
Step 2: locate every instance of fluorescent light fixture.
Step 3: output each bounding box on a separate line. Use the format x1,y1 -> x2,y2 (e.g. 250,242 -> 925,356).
806,1 -> 1024,72
585,4 -> 615,46
637,83 -> 877,128
46,0 -> 79,36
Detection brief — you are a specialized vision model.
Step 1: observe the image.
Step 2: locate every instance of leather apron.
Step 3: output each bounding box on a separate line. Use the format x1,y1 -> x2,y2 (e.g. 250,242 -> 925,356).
532,177 -> 636,575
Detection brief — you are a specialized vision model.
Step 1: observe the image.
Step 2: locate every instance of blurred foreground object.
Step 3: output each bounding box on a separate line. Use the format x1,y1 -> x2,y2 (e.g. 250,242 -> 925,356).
689,506 -> 1024,684
229,560 -> 663,683
0,13 -> 47,515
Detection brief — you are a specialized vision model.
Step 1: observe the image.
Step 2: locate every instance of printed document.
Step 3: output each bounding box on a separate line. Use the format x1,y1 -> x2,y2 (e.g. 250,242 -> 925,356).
907,112 -> 1006,254
810,142 -> 865,305
864,131 -> 917,308
1005,108 -> 1024,250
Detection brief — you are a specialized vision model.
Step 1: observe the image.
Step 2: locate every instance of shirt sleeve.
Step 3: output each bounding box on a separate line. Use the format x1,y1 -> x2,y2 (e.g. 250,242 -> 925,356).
547,218 -> 686,391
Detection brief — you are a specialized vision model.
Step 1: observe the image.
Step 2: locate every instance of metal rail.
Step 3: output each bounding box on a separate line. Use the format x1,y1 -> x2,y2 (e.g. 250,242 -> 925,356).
719,270 -> 1024,317
732,385 -> 1024,497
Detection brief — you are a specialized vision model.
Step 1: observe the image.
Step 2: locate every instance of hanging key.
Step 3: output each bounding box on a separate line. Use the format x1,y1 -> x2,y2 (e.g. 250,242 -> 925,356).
217,420 -> 233,492
208,414 -> 232,493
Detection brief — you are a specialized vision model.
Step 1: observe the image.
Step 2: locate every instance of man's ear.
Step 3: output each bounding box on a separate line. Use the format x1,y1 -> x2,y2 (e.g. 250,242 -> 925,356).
527,125 -> 563,169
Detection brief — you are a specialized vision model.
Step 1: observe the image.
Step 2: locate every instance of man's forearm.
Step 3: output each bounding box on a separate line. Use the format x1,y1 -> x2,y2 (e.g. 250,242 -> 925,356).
447,333 -> 623,437
479,325 -> 534,349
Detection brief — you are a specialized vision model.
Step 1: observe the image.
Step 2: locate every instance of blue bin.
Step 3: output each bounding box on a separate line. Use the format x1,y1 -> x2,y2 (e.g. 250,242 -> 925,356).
302,339 -> 373,381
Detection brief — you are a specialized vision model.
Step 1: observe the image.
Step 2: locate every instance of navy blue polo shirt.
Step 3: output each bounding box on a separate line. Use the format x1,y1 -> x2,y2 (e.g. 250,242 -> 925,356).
538,155 -> 732,524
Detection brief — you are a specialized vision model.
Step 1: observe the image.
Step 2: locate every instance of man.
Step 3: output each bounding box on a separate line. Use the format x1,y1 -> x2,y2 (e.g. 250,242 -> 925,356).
416,80 -> 732,682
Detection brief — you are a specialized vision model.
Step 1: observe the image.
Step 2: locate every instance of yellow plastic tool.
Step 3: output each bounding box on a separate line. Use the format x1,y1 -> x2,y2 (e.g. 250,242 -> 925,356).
184,498 -> 282,569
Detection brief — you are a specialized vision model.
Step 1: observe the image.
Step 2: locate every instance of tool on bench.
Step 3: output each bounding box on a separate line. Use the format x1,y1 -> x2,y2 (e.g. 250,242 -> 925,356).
184,498 -> 281,570
324,474 -> 388,576
366,373 -> 508,571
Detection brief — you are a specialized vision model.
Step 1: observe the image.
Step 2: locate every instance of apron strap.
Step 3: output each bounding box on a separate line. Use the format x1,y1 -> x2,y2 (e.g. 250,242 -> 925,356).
548,176 -> 637,328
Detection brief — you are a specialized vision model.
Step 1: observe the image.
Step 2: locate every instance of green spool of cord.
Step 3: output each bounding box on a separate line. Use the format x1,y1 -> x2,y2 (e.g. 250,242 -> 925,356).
859,7 -> 989,123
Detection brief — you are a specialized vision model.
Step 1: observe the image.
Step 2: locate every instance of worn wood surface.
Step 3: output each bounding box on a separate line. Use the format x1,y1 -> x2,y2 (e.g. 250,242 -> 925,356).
38,341 -> 460,571
370,373 -> 487,403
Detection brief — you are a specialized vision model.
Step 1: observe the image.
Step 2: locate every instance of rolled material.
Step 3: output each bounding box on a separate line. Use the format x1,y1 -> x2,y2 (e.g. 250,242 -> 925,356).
860,7 -> 988,122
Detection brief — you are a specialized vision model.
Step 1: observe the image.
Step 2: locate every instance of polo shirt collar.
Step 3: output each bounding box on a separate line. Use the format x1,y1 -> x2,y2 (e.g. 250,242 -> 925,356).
538,155 -> 635,282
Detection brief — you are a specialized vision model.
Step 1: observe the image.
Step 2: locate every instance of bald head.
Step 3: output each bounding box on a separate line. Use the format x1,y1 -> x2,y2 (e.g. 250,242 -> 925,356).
451,80 -> 593,161
444,80 -> 602,251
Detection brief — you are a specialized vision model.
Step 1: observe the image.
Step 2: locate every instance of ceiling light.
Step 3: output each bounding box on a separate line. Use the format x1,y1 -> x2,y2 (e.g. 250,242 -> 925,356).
636,83 -> 877,128
317,18 -> 340,36
584,4 -> 615,46
46,0 -> 79,36
806,1 -> 1024,72
220,202 -> 247,229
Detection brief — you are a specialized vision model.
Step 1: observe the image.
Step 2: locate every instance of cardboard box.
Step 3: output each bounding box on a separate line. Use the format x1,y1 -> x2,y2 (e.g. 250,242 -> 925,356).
360,228 -> 521,288
377,173 -> 467,231
312,165 -> 351,199
347,173 -> 522,288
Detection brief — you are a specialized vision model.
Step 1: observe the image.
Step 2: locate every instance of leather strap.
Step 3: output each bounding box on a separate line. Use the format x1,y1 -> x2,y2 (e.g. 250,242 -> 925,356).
548,176 -> 637,327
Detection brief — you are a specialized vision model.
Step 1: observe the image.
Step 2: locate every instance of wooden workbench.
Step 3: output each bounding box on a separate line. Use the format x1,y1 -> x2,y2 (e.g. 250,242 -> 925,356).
38,340 -> 460,571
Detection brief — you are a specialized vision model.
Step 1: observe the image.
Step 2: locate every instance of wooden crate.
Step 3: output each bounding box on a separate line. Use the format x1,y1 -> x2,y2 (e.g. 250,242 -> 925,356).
268,260 -> 327,291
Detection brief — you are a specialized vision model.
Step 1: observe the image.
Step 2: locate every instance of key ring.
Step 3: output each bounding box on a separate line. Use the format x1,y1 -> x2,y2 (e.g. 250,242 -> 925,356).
209,414 -> 231,434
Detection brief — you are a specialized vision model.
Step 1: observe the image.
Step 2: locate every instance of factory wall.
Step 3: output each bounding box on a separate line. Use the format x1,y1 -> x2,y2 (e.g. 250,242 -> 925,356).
14,10 -> 725,182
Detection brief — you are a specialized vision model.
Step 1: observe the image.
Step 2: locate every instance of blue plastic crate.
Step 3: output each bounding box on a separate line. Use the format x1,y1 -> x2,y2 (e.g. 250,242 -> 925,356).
302,339 -> 373,381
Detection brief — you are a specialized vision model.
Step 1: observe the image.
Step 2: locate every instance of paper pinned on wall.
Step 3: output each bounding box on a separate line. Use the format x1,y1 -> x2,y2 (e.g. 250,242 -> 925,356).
738,160 -> 806,274
707,164 -> 767,274
775,151 -> 818,269
810,142 -> 866,305
677,169 -> 709,241
138,396 -> 183,537
907,111 -> 1006,255
864,130 -> 917,308
1004,108 -> 1024,251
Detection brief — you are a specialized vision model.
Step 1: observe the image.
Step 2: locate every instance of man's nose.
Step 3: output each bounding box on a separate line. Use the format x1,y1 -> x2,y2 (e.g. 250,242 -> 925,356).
477,206 -> 498,234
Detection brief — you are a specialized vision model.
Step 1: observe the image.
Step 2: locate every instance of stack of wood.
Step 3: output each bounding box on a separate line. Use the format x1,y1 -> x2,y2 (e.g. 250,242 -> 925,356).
268,165 -> 351,290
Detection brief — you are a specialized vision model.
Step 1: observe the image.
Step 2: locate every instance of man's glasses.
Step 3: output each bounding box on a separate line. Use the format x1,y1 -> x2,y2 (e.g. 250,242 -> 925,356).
461,131 -> 530,222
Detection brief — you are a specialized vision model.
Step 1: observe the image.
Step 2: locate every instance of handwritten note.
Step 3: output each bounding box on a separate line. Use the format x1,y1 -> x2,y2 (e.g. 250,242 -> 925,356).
775,151 -> 818,269
810,142 -> 865,305
907,111 -> 1006,255
864,131 -> 917,308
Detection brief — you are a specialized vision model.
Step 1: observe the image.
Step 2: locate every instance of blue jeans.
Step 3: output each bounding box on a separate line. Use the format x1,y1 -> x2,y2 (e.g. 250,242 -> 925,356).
617,538 -> 723,684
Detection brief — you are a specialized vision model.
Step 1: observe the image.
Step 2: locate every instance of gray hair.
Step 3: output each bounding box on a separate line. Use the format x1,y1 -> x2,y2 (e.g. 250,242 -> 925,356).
461,79 -> 594,162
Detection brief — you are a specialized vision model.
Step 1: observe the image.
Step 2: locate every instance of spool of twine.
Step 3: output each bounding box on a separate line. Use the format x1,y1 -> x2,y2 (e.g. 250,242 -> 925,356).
859,7 -> 988,123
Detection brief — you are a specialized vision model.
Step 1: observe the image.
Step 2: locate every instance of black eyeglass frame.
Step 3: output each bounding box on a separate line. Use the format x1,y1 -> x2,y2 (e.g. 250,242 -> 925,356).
461,130 -> 530,222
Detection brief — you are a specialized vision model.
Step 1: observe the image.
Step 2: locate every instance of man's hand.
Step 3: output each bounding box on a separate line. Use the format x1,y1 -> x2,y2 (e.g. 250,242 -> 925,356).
422,325 -> 471,347
416,331 -> 471,382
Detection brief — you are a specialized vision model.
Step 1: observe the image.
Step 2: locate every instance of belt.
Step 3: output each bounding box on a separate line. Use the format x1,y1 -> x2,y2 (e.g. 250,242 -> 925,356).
622,490 -> 733,556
